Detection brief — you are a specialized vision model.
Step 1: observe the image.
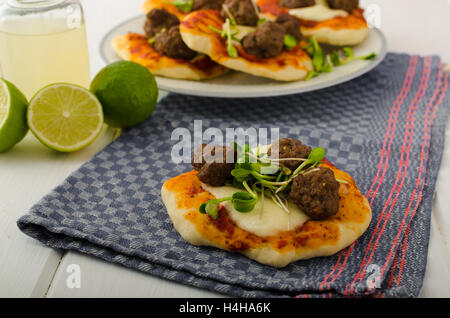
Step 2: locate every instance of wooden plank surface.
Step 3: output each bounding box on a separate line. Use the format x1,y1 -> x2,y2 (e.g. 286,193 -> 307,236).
46,252 -> 221,298
0,127 -> 115,297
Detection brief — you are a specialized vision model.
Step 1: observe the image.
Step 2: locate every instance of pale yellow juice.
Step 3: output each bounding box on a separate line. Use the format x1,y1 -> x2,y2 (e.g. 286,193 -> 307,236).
0,23 -> 91,99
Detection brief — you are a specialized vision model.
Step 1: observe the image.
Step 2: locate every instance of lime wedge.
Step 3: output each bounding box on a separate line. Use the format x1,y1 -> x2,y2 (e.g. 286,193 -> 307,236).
27,83 -> 104,152
0,79 -> 29,152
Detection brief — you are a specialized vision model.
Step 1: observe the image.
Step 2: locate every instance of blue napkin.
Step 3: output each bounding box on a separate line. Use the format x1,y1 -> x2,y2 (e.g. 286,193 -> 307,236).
18,53 -> 450,297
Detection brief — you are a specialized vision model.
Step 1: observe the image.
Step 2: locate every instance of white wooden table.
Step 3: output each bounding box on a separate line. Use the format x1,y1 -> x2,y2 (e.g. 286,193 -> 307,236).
1,0 -> 449,298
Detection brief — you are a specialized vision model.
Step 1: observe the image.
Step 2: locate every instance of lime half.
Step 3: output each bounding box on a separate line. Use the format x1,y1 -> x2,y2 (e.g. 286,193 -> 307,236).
0,79 -> 29,152
27,83 -> 104,152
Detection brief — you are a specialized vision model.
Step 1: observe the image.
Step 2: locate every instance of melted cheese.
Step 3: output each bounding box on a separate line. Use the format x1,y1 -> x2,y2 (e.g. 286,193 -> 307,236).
289,4 -> 348,22
202,184 -> 310,237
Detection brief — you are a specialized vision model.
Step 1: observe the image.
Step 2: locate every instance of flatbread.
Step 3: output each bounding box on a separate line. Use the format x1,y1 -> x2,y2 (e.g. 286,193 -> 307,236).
179,10 -> 313,81
161,163 -> 372,268
111,33 -> 228,81
300,11 -> 369,46
256,0 -> 369,46
141,0 -> 188,20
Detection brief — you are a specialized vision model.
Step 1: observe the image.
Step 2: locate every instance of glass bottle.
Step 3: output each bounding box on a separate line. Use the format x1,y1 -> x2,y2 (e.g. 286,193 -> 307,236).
0,0 -> 91,99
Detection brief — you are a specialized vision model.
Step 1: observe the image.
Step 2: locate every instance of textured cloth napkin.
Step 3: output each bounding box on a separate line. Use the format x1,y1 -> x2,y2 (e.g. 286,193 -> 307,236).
18,53 -> 450,297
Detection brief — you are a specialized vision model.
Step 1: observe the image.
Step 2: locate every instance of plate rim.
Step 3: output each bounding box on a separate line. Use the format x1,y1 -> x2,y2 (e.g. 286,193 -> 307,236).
100,15 -> 388,98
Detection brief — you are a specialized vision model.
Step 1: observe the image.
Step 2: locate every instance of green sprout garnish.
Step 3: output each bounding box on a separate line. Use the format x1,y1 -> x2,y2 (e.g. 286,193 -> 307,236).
225,19 -> 238,58
292,147 -> 325,176
199,197 -> 230,219
208,25 -> 226,36
284,34 -> 298,50
232,187 -> 258,213
199,142 -> 327,218
208,19 -> 238,58
304,36 -> 377,80
170,0 -> 193,13
257,18 -> 267,25
222,4 -> 236,26
330,48 -> 377,66
309,36 -> 325,72
275,147 -> 326,194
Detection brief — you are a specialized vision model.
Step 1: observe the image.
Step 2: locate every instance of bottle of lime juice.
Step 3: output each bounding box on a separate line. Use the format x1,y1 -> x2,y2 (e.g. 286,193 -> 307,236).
0,0 -> 91,99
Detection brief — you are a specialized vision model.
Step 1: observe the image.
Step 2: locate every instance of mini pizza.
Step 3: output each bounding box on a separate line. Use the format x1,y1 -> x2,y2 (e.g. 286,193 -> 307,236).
179,2 -> 313,81
256,0 -> 369,46
111,7 -> 227,80
161,139 -> 372,267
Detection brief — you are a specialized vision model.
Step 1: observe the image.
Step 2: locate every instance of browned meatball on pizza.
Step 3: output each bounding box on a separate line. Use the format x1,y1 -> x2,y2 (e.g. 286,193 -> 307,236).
191,144 -> 237,186
144,8 -> 179,38
275,14 -> 302,41
268,138 -> 312,171
193,0 -> 225,10
242,21 -> 286,59
221,0 -> 259,26
289,167 -> 340,220
154,26 -> 197,60
327,0 -> 359,13
279,0 -> 315,9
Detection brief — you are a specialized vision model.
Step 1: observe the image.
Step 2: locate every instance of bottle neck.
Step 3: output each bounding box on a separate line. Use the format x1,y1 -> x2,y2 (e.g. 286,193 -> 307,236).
7,0 -> 66,9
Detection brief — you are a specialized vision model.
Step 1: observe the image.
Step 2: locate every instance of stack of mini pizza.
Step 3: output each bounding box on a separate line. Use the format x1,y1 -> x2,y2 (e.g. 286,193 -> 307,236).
112,0 -> 370,81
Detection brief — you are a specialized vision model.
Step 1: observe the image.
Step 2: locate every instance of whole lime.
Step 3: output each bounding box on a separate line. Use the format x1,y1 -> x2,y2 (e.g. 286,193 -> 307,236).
90,61 -> 158,128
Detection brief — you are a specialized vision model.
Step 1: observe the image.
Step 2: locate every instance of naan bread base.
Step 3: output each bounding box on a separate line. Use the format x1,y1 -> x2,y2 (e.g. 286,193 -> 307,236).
256,0 -> 369,46
112,33 -> 228,81
179,10 -> 313,81
161,163 -> 372,268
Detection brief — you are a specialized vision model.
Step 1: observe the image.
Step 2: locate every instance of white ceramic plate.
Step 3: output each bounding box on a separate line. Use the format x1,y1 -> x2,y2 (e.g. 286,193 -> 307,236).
100,15 -> 387,98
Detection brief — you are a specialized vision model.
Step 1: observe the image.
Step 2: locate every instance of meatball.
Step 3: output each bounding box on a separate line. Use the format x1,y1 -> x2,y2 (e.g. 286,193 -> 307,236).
144,8 -> 179,38
192,144 -> 237,186
279,0 -> 315,9
242,21 -> 285,59
154,26 -> 197,60
327,0 -> 359,13
193,0 -> 225,10
289,167 -> 340,220
275,14 -> 302,41
268,138 -> 312,171
221,0 -> 259,26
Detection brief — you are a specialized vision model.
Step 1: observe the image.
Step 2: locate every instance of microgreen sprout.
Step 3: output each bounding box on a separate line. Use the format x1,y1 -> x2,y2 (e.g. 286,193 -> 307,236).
284,34 -> 298,50
225,19 -> 238,58
222,4 -> 236,26
208,19 -> 238,58
335,178 -> 349,184
310,36 -> 325,72
170,0 -> 193,13
330,48 -> 377,66
304,36 -> 377,80
208,25 -> 226,37
292,147 -> 326,175
276,147 -> 326,193
199,197 -> 231,219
